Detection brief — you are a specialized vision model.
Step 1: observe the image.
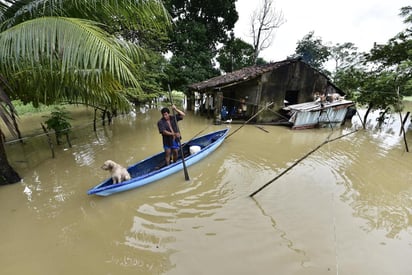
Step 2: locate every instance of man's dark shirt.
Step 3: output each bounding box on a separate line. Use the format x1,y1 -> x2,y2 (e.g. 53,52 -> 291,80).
157,114 -> 183,147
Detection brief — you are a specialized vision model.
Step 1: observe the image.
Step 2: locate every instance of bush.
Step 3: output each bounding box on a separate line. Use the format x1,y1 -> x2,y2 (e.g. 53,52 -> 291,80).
43,107 -> 72,145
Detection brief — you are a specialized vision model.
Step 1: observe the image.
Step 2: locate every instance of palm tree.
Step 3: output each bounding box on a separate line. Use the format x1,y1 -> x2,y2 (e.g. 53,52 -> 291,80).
0,77 -> 20,184
0,0 -> 171,184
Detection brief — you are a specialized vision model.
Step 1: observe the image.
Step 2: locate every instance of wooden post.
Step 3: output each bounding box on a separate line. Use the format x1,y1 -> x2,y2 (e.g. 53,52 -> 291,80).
93,108 -> 97,132
207,94 -> 211,119
41,123 -> 55,158
101,109 -> 106,126
226,102 -> 274,139
399,111 -> 410,152
215,91 -> 223,124
399,111 -> 410,136
65,133 -> 72,148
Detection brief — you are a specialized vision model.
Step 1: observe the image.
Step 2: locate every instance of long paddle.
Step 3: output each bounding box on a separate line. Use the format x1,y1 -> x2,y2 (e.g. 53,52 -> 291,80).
168,85 -> 190,181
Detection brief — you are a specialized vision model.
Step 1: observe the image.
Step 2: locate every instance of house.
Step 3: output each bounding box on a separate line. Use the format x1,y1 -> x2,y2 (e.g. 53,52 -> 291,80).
188,58 -> 354,128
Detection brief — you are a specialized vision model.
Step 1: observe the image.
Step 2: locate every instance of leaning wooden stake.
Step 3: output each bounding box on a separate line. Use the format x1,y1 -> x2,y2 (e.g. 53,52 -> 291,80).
399,111 -> 410,136
93,108 -> 97,132
255,125 -> 270,133
226,102 -> 274,139
65,133 -> 72,148
399,111 -> 410,152
250,129 -> 359,197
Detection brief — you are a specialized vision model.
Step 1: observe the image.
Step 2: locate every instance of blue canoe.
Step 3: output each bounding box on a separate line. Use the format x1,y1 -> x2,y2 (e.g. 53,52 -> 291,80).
87,128 -> 229,196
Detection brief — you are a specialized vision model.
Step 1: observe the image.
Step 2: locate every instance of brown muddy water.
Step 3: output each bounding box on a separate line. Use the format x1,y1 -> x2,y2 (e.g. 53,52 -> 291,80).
1,105 -> 412,275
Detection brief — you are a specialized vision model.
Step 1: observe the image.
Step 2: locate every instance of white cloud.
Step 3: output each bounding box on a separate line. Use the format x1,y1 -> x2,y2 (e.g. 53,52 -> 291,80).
234,0 -> 410,62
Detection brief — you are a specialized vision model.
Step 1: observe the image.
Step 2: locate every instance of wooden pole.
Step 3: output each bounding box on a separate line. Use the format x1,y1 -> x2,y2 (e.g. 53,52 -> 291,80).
93,108 -> 97,132
65,133 -> 72,148
396,86 -> 409,152
255,125 -> 270,133
226,102 -> 274,139
399,111 -> 410,136
168,84 -> 190,181
399,111 -> 410,152
250,129 -> 358,197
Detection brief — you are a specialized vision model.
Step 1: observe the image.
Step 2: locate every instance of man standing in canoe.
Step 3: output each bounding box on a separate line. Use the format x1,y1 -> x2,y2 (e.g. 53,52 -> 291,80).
157,105 -> 185,165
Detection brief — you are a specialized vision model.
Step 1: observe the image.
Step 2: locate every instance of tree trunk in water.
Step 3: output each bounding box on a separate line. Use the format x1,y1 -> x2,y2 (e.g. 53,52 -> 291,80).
363,104 -> 374,129
0,134 -> 21,185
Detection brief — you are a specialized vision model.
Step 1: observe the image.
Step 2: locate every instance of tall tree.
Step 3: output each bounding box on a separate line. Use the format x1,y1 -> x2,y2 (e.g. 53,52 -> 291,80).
356,6 -> 412,127
367,6 -> 412,67
292,31 -> 330,71
0,0 -> 171,184
164,0 -> 238,91
217,33 -> 255,73
335,6 -> 412,128
330,42 -> 366,97
366,6 -> 412,96
329,42 -> 360,72
356,70 -> 403,129
249,0 -> 285,63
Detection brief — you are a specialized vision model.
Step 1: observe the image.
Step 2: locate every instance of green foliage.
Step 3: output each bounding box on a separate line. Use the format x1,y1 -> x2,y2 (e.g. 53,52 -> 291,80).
165,52 -> 221,91
366,5 -> 411,68
164,0 -> 238,91
168,90 -> 186,108
217,34 -> 256,73
0,17 -> 140,111
43,107 -> 72,144
0,76 -> 18,137
0,0 -> 171,113
133,51 -> 169,102
329,42 -> 361,73
331,6 -> 411,129
364,7 -> 412,98
292,31 -> 330,71
333,67 -> 364,100
356,71 -> 402,109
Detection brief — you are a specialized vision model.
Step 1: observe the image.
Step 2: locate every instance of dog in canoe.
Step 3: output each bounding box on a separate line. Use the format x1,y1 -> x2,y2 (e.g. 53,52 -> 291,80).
101,160 -> 131,184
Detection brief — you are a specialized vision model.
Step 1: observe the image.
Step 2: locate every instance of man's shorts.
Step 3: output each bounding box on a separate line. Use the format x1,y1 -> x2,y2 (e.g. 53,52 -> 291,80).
164,139 -> 180,150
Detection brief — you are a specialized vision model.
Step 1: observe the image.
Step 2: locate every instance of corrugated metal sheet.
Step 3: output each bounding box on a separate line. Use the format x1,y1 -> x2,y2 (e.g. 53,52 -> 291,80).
287,100 -> 354,129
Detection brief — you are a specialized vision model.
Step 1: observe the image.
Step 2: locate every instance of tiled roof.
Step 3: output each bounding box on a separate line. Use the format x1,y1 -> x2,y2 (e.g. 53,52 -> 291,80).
188,59 -> 298,91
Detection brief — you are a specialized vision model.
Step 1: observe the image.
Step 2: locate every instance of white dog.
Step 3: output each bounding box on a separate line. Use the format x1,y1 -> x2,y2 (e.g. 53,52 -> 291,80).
101,160 -> 131,184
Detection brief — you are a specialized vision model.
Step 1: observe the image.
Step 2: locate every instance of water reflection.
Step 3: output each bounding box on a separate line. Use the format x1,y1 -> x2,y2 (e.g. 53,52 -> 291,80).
251,196 -> 310,266
320,126 -> 412,239
353,109 -> 410,151
73,144 -> 97,166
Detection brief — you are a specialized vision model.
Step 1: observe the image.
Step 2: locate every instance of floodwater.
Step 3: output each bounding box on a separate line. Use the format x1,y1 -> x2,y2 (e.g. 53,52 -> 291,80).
1,105 -> 412,275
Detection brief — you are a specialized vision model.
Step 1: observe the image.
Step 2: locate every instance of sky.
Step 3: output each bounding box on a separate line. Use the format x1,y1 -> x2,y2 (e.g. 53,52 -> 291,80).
234,0 -> 410,62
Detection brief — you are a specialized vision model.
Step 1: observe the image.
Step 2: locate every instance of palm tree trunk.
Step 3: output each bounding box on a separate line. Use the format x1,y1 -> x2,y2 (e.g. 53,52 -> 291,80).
0,130 -> 21,185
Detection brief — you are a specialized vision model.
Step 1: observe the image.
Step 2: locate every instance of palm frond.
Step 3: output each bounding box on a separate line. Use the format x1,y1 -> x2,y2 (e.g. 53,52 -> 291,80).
0,16 -> 141,88
0,0 -> 171,32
